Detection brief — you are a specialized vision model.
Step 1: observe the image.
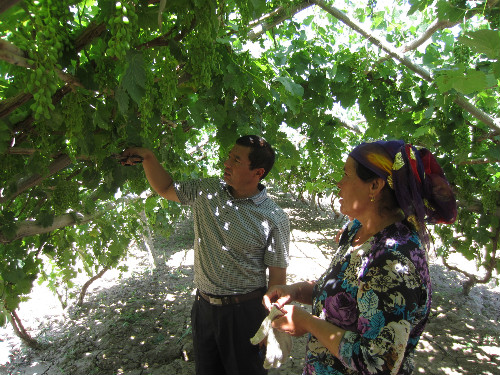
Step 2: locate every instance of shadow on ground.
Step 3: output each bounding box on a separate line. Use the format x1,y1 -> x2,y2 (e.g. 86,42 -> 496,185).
51,266 -> 195,375
414,264 -> 500,375
2,193 -> 500,375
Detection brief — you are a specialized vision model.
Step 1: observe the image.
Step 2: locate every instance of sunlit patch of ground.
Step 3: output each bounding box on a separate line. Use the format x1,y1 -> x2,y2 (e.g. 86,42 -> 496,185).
1,191 -> 499,375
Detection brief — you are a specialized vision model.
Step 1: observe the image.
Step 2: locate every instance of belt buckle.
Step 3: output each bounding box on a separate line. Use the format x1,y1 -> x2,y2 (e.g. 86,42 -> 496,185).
209,296 -> 223,305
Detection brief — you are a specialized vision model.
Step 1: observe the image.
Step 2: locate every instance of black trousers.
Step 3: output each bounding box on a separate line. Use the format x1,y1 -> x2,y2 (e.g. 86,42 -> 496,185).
191,291 -> 268,375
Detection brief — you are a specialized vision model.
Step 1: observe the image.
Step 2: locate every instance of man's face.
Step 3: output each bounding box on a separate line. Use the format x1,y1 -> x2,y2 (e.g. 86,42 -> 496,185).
223,145 -> 261,189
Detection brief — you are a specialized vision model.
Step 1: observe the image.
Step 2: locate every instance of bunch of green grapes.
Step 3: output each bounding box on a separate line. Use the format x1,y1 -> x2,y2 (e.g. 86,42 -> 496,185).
127,177 -> 149,195
189,39 -> 217,88
350,66 -> 364,93
352,57 -> 369,94
341,48 -> 370,96
157,48 -> 179,116
61,91 -> 85,137
398,71 -> 415,91
95,53 -> 117,90
485,8 -> 500,28
23,0 -> 71,120
480,189 -> 499,215
385,94 -> 399,119
52,180 -> 80,215
139,66 -> 156,130
453,44 -> 471,65
452,124 -> 471,157
434,110 -> 448,131
106,1 -> 138,59
234,0 -> 251,25
186,3 -> 221,89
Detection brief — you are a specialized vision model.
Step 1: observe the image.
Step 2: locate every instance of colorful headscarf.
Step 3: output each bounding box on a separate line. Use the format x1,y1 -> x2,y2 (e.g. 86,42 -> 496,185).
349,140 -> 457,232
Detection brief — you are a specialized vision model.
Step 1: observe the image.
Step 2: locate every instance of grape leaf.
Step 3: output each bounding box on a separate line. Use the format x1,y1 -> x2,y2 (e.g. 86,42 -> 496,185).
458,30 -> 500,59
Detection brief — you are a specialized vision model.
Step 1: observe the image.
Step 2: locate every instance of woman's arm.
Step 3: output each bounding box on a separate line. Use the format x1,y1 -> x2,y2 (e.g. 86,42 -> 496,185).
272,305 -> 346,357
263,281 -> 315,310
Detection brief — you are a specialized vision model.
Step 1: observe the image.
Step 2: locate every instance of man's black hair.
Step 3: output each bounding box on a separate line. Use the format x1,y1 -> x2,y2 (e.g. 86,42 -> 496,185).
236,135 -> 275,180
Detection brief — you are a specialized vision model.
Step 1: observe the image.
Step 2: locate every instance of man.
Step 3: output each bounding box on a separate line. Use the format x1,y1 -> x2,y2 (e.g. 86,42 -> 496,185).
122,135 -> 290,375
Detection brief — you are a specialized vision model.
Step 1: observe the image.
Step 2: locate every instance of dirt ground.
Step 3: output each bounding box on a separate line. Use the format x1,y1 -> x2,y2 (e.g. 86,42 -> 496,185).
1,191 -> 500,375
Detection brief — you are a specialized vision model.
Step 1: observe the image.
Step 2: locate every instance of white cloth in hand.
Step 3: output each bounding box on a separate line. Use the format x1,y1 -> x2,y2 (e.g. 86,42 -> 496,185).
250,305 -> 293,369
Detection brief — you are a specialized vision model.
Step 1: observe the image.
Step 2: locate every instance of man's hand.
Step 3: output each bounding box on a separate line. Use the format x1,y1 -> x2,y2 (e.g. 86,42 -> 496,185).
114,153 -> 144,166
118,147 -> 150,166
263,285 -> 295,311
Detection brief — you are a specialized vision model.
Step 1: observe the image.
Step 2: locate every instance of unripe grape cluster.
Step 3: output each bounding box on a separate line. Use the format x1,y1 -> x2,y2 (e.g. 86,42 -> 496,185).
453,44 -> 471,65
185,3 -> 221,89
234,0 -> 250,24
398,70 -> 414,91
344,49 -> 369,95
435,110 -> 447,130
52,180 -> 80,214
353,60 -> 368,93
452,125 -> 471,156
482,190 -> 499,215
106,1 -> 138,59
61,91 -> 85,137
139,66 -> 156,128
127,177 -> 149,195
485,9 -> 500,28
383,84 -> 399,119
23,0 -> 71,120
157,48 -> 179,115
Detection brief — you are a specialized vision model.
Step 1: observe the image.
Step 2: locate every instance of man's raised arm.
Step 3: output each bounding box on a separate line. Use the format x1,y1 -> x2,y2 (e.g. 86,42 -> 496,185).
121,147 -> 180,202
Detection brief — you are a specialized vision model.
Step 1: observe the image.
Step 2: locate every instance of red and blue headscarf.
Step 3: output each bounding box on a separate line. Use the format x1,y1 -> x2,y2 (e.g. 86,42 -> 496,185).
349,140 -> 457,233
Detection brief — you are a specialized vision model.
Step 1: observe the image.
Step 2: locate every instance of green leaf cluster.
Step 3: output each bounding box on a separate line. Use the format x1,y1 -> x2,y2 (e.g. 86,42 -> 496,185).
0,0 -> 499,324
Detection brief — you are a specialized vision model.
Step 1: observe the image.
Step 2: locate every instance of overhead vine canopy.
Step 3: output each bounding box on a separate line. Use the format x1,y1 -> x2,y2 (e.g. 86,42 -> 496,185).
0,0 -> 499,330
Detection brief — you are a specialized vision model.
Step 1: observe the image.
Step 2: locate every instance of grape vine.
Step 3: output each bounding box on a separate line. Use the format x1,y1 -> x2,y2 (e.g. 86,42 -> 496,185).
52,179 -> 80,215
106,0 -> 138,59
157,47 -> 179,117
0,0 -> 499,349
185,1 -> 222,89
453,43 -> 471,65
22,0 -> 71,120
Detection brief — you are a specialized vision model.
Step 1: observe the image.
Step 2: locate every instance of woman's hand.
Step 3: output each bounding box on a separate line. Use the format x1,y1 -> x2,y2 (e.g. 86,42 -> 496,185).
271,305 -> 311,337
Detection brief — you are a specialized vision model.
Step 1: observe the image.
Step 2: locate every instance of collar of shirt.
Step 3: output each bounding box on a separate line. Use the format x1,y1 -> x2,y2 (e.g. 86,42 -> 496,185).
221,181 -> 268,206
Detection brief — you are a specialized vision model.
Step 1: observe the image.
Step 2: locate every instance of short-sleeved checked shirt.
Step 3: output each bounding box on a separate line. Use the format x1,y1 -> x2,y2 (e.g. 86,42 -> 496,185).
174,178 -> 290,295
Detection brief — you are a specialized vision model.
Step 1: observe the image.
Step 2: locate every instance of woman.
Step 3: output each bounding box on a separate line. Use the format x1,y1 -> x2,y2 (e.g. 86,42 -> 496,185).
264,140 -> 457,375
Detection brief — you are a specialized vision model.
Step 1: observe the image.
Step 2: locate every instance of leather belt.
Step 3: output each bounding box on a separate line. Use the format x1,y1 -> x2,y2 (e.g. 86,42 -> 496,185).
198,288 -> 265,306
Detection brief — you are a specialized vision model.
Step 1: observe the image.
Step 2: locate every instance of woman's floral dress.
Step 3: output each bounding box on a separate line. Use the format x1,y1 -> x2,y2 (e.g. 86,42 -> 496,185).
303,219 -> 431,375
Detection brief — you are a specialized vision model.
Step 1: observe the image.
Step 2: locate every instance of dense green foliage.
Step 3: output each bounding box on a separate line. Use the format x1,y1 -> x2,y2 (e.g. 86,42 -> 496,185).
0,0 -> 499,334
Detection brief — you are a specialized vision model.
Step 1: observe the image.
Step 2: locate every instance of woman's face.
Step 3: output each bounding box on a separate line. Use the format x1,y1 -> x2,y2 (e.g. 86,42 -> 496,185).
337,156 -> 372,219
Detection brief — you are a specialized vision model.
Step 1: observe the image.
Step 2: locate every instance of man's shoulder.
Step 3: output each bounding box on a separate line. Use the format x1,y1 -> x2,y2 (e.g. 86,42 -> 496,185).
259,197 -> 289,222
202,177 -> 225,188
177,177 -> 224,190
175,178 -> 227,206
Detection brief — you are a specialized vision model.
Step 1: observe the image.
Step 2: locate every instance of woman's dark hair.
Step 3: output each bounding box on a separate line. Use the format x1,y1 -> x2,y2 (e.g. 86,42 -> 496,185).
236,135 -> 275,180
355,160 -> 400,216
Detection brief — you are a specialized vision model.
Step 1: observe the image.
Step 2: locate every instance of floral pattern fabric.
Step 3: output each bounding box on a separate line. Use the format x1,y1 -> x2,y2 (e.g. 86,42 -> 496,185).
304,219 -> 431,375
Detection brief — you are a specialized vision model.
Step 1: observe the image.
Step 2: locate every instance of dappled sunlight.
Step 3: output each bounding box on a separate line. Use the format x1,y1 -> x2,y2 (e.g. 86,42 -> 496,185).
166,249 -> 194,268
2,194 -> 500,375
414,263 -> 500,375
0,215 -> 198,374
287,239 -> 330,281
52,261 -> 197,374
